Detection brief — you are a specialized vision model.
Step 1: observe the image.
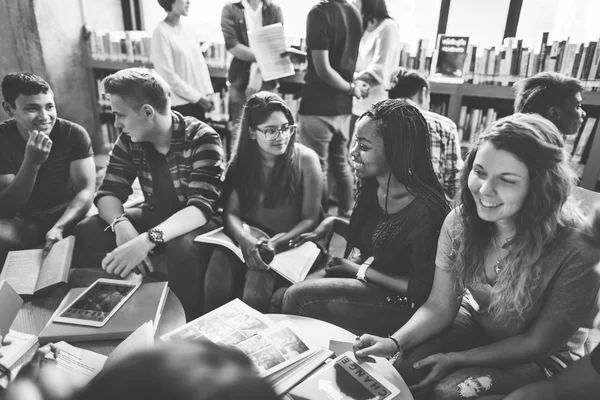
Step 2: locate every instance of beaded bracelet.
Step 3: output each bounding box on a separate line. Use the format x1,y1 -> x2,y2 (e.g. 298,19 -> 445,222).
104,213 -> 128,232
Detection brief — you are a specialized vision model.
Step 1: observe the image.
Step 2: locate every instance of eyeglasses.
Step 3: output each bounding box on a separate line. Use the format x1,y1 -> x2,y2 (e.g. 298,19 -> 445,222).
253,124 -> 297,141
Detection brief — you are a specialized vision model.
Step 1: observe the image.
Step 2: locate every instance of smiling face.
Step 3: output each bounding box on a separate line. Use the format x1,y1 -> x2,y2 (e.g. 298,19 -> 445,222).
171,0 -> 190,16
350,116 -> 390,180
468,141 -> 530,227
4,92 -> 57,138
554,91 -> 586,135
252,110 -> 293,158
110,94 -> 152,143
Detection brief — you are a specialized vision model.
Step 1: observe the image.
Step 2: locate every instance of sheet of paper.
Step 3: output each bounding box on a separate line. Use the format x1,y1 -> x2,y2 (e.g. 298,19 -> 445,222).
0,250 -> 42,294
105,320 -> 154,370
53,341 -> 107,386
328,340 -> 353,356
248,23 -> 295,81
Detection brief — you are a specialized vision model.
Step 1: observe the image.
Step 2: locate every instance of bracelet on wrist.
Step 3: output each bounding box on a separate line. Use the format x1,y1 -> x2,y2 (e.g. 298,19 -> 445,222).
104,213 -> 128,233
388,335 -> 401,353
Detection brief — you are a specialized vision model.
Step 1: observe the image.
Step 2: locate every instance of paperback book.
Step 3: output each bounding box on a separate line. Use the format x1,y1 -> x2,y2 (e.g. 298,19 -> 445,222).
195,226 -> 322,284
430,35 -> 470,83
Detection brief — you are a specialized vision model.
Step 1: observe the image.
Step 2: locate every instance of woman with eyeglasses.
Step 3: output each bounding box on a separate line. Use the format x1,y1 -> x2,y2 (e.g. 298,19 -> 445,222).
204,92 -> 323,313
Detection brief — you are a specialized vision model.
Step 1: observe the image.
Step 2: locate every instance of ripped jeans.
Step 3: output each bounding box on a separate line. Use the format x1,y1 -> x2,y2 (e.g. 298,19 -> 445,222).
393,304 -> 549,400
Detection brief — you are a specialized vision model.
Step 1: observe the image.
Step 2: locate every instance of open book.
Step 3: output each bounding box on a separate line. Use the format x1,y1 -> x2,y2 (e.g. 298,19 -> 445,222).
286,352 -> 401,400
0,235 -> 76,296
161,299 -> 333,394
195,227 -> 322,284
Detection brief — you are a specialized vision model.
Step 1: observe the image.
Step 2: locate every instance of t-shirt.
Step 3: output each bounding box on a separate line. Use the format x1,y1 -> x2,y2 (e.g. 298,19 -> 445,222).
0,118 -> 92,222
351,190 -> 445,307
147,147 -> 183,223
436,209 -> 600,361
232,144 -> 311,234
299,0 -> 363,116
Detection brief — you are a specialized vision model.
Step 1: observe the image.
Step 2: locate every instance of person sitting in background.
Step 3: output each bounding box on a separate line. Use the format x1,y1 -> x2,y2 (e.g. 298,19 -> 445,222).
351,0 -> 400,128
513,71 -> 586,136
389,69 -> 463,199
74,68 -> 225,321
0,73 -> 95,268
283,99 -> 449,336
220,0 -> 283,127
353,113 -> 600,400
204,92 -> 323,313
151,0 -> 214,121
2,341 -> 279,400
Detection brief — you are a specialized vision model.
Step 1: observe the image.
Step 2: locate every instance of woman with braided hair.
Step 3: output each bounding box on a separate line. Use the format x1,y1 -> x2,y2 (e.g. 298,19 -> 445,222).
353,113 -> 600,400
282,99 -> 449,335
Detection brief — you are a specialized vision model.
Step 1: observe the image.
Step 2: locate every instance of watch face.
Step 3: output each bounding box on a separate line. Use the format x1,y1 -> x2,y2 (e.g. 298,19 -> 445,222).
149,229 -> 164,244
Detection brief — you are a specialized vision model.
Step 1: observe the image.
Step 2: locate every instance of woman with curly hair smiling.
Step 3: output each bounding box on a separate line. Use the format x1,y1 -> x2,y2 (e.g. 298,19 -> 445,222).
353,113 -> 600,400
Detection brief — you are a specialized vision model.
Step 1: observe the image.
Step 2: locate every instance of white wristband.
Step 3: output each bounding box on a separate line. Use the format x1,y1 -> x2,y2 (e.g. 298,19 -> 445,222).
356,256 -> 374,283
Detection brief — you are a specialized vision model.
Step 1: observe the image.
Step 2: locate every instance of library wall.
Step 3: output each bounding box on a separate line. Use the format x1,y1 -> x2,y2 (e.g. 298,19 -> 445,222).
33,0 -> 103,153
0,0 -> 46,120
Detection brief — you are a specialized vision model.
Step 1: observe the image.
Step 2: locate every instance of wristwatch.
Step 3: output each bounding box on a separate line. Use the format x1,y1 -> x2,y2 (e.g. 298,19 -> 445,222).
356,256 -> 374,283
347,81 -> 356,97
147,228 -> 165,245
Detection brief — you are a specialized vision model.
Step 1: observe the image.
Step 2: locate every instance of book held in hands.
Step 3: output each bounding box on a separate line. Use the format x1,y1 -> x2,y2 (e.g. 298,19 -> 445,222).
195,226 -> 323,284
0,235 -> 76,296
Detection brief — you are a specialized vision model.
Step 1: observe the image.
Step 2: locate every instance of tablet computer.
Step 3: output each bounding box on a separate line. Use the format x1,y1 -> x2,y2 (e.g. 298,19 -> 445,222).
53,279 -> 141,327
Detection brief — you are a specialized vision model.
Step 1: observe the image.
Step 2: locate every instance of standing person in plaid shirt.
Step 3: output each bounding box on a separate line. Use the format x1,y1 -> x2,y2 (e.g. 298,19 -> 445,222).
389,69 -> 463,199
74,68 -> 225,320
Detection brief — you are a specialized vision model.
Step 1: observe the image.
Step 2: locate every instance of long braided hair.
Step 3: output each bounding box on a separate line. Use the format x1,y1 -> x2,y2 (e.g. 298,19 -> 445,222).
345,99 -> 450,257
225,92 -> 297,213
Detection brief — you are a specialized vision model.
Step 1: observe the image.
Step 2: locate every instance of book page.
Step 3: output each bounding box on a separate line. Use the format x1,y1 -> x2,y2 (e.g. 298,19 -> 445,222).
105,320 -> 154,370
53,341 -> 107,386
194,227 -> 245,261
270,242 -> 322,284
235,321 -> 314,377
248,23 -> 295,81
162,298 -> 273,345
35,236 -> 76,292
0,250 -> 42,295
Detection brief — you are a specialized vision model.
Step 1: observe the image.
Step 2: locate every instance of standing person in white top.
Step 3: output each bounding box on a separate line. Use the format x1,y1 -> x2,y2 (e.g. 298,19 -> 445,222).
352,0 -> 400,121
151,0 -> 214,121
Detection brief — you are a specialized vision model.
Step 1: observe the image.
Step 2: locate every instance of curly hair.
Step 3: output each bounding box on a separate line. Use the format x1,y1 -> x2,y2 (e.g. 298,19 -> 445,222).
452,113 -> 584,321
346,99 -> 449,256
226,91 -> 297,213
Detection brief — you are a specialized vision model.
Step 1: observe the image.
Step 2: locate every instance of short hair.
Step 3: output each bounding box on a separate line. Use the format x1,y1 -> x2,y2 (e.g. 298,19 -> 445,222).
1,73 -> 52,108
361,0 -> 391,25
388,69 -> 429,100
513,72 -> 584,114
102,68 -> 171,114
71,341 -> 279,400
157,0 -> 176,12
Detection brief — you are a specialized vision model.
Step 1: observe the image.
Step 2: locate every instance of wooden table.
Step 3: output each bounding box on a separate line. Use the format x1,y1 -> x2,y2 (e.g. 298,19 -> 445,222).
10,285 -> 185,356
269,314 -> 414,400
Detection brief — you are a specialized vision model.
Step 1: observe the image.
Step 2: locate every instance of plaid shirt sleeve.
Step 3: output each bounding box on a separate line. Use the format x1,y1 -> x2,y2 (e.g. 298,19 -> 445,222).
442,120 -> 463,199
95,134 -> 136,205
185,126 -> 225,218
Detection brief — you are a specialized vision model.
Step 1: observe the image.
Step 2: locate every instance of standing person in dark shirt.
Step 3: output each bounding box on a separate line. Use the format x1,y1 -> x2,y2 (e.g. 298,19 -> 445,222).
0,73 -> 95,267
283,100 -> 449,336
74,68 -> 225,320
298,0 -> 369,217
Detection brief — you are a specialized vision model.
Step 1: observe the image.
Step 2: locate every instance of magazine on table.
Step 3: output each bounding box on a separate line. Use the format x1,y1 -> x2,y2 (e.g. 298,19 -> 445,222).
194,226 -> 323,284
161,299 -> 333,392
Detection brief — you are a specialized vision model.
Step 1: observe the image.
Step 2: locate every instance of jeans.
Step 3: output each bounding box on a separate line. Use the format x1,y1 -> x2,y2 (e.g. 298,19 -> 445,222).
282,269 -> 417,336
204,246 -> 279,313
394,305 -> 547,400
298,114 -> 354,215
172,103 -> 206,122
73,207 -> 219,321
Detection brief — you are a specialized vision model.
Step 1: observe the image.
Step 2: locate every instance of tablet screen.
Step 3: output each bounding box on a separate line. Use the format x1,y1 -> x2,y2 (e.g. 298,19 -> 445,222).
59,282 -> 136,323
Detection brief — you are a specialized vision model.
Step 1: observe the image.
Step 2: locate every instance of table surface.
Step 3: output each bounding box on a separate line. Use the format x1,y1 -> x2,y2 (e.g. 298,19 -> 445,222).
10,285 -> 186,356
269,314 -> 414,400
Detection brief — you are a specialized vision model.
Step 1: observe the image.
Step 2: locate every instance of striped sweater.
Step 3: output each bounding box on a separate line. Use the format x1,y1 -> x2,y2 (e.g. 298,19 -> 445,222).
96,112 -> 225,218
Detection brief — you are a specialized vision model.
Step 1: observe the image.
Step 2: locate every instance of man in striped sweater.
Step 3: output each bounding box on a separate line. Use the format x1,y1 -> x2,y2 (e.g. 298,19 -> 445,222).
74,68 -> 225,320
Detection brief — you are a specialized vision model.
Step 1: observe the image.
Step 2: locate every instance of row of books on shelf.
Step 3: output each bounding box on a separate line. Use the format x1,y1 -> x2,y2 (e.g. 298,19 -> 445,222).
87,29 -> 307,72
566,117 -> 598,175
400,33 -> 600,89
457,106 -> 499,145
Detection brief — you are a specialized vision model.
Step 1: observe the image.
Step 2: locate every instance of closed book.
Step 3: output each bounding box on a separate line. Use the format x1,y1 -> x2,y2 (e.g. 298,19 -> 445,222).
38,281 -> 169,344
0,330 -> 38,372
0,280 -> 23,338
